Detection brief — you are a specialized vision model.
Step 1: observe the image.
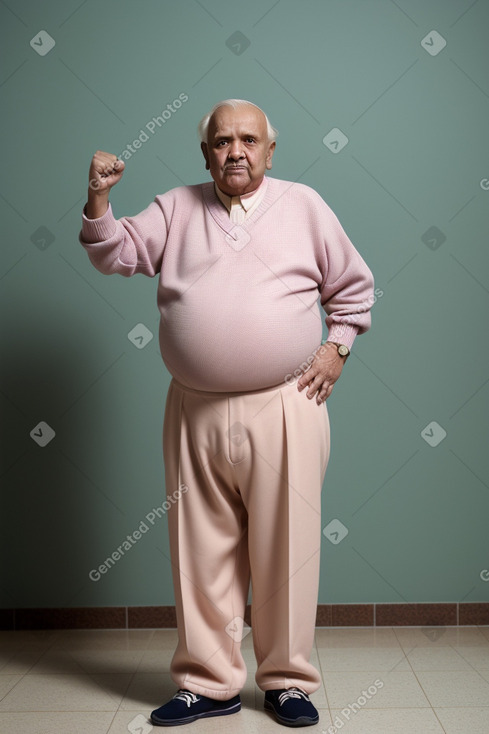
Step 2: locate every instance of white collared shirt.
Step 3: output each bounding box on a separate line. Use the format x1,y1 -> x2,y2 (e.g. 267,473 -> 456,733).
214,177 -> 267,224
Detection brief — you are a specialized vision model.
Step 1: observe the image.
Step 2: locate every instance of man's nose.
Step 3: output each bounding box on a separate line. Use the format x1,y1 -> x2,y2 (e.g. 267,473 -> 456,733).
228,141 -> 244,159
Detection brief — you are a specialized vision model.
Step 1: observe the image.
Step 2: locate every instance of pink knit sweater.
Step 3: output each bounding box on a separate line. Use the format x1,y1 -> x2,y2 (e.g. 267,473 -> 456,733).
79,176 -> 374,392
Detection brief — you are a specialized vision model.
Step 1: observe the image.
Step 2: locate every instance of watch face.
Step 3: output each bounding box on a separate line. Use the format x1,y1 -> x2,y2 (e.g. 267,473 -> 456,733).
338,345 -> 349,357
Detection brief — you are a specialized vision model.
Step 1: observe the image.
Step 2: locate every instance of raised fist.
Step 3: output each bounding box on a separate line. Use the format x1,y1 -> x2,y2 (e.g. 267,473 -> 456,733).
88,150 -> 125,194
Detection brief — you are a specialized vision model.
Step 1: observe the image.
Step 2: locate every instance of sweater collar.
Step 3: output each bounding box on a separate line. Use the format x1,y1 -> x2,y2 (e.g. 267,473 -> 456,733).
214,176 -> 267,213
203,176 -> 272,235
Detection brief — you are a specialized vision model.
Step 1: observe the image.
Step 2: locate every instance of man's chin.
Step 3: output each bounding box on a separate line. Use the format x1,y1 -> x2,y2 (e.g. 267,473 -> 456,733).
218,173 -> 254,196
223,170 -> 249,180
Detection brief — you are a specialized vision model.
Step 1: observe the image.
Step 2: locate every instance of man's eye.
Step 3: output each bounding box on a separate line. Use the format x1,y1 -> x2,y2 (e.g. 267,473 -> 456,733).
217,140 -> 227,146
246,138 -> 255,143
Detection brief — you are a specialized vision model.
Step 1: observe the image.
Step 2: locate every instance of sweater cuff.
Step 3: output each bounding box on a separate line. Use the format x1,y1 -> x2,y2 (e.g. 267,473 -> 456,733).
81,202 -> 118,243
326,323 -> 359,350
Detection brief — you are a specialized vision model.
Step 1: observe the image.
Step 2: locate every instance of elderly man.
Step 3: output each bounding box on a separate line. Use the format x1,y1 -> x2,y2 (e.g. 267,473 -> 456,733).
79,99 -> 374,728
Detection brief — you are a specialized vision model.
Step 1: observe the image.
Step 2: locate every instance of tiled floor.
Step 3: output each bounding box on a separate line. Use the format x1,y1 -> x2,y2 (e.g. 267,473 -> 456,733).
0,626 -> 488,733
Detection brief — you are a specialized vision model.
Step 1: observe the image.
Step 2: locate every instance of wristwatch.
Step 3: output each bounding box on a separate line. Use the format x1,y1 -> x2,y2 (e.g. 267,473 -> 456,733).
323,341 -> 350,359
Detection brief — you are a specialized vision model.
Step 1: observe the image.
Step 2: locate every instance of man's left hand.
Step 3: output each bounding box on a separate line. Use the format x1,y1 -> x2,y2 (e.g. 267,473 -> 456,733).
296,343 -> 346,404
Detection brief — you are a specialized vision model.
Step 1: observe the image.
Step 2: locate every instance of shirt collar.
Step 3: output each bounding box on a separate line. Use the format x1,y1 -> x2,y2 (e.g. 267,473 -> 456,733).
214,176 -> 267,213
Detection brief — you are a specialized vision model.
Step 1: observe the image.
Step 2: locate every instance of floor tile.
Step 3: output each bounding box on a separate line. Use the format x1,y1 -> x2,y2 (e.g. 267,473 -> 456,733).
479,669 -> 489,685
328,707 -> 445,732
1,627 -> 488,733
144,629 -> 178,649
0,711 -> 115,733
316,627 -> 400,648
325,671 -> 430,709
107,710 -> 158,734
415,670 -> 489,707
135,647 -> 173,673
50,629 -> 153,651
448,645 -> 489,670
318,645 -> 410,671
0,675 -> 23,702
435,707 -> 489,733
0,650 -> 45,675
405,645 -> 475,671
394,626 -> 488,649
0,630 -> 60,652
28,647 -> 145,675
120,671 -> 175,710
0,673 -> 132,711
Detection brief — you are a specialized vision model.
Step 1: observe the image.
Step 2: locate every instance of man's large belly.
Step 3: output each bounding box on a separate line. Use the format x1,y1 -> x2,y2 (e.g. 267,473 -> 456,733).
157,285 -> 324,393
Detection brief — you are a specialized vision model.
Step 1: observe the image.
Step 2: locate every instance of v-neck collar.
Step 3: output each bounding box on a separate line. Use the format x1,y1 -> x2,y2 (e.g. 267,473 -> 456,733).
202,176 -> 275,235
214,177 -> 267,213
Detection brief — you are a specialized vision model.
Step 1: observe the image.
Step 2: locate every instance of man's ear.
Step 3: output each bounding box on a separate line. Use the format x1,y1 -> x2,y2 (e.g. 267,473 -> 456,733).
201,142 -> 210,170
266,141 -> 276,170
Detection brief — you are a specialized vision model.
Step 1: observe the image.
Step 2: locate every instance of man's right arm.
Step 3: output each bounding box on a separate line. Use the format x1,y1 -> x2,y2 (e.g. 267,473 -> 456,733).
86,150 -> 123,219
80,150 -> 168,277
86,194 -> 109,220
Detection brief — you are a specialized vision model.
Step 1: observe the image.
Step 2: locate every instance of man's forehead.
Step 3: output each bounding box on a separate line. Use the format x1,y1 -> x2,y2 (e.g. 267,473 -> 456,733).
209,106 -> 266,135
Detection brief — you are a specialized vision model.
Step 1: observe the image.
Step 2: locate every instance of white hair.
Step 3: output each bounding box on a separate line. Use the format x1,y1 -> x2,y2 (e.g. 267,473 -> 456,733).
198,99 -> 278,144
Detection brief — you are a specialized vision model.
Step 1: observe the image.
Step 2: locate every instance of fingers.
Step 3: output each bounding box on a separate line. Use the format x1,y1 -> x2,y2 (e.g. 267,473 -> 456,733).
297,367 -> 321,396
296,349 -> 341,403
89,151 -> 124,192
296,365 -> 314,391
316,384 -> 333,405
306,375 -> 323,399
95,151 -> 122,177
297,367 -> 333,404
306,379 -> 333,404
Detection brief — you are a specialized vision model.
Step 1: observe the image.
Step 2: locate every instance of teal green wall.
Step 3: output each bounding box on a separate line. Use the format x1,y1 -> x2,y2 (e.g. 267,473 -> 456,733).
1,0 -> 488,608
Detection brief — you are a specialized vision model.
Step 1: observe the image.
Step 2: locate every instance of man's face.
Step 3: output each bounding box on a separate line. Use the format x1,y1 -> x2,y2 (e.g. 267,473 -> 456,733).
201,105 -> 276,196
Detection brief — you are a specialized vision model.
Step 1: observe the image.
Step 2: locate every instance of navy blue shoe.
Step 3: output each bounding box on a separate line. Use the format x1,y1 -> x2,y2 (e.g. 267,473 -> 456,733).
264,687 -> 319,727
150,688 -> 241,726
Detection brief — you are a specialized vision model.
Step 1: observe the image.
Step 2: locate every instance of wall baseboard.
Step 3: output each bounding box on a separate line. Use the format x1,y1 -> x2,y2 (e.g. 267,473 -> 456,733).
1,602 -> 488,630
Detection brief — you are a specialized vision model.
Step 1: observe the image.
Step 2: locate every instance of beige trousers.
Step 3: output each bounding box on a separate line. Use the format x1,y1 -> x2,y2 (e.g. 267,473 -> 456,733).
162,376 -> 330,700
